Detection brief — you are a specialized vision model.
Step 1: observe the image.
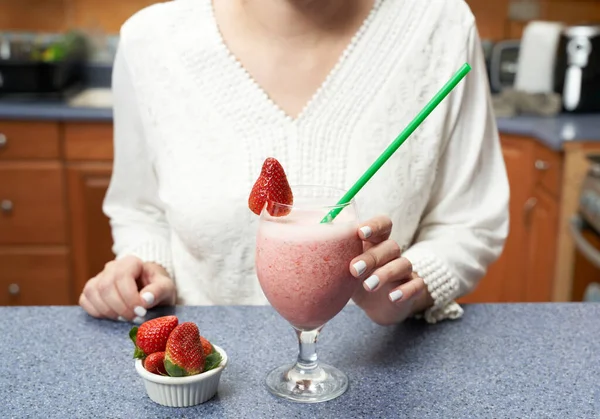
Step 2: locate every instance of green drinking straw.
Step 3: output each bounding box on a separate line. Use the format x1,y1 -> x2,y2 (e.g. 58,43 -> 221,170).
320,62 -> 472,224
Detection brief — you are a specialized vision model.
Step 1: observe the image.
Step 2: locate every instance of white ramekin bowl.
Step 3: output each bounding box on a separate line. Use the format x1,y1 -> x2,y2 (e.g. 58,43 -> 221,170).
135,345 -> 228,407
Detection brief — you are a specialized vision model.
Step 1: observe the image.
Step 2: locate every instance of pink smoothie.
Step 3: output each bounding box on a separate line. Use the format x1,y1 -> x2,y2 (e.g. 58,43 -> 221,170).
255,209 -> 363,331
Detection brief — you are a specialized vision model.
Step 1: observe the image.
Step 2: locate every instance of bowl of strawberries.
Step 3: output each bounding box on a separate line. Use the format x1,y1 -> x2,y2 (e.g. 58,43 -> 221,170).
129,315 -> 227,407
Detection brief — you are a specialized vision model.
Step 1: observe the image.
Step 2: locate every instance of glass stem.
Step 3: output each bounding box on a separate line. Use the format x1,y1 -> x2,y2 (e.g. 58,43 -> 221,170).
295,328 -> 321,371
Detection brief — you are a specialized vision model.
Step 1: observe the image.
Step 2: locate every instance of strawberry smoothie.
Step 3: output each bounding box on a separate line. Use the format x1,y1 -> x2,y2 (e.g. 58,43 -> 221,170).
256,207 -> 363,331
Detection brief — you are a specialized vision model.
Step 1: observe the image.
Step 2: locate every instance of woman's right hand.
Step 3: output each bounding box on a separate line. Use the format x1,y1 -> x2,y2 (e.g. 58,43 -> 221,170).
79,256 -> 176,323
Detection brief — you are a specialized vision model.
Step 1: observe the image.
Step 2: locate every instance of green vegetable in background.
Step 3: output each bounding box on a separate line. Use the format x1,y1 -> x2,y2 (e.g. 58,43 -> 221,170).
30,30 -> 87,62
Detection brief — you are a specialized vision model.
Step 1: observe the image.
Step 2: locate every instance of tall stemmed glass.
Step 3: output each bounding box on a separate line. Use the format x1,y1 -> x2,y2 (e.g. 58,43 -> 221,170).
255,185 -> 362,403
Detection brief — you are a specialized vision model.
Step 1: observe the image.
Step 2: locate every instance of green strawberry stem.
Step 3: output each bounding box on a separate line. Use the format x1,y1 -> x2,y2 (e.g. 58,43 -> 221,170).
129,326 -> 146,359
129,326 -> 138,344
133,346 -> 145,360
204,350 -> 223,372
164,358 -> 188,377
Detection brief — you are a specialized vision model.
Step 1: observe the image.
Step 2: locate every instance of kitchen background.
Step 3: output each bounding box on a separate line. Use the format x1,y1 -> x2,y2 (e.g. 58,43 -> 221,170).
1,0 -> 600,307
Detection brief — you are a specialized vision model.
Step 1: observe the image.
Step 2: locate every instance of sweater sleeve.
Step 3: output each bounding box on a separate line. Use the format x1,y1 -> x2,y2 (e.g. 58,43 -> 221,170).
102,40 -> 175,279
403,25 -> 509,323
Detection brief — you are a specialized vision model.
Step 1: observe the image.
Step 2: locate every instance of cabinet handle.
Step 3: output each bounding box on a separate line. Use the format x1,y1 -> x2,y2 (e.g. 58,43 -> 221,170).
1,199 -> 13,214
8,283 -> 20,296
524,197 -> 538,223
535,160 -> 550,171
0,133 -> 6,149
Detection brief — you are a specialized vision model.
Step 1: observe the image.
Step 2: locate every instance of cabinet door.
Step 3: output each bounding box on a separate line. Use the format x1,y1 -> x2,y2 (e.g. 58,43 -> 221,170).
460,136 -> 535,303
524,187 -> 559,301
0,162 -> 67,244
0,247 -> 70,305
67,164 -> 115,297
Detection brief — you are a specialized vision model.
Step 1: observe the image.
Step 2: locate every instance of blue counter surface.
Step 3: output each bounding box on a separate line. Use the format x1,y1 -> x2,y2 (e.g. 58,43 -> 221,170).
2,304 -> 599,418
1,97 -> 599,150
496,114 -> 600,150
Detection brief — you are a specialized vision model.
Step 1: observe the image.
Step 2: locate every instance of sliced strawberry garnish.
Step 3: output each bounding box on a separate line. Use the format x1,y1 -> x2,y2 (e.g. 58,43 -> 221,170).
248,157 -> 293,217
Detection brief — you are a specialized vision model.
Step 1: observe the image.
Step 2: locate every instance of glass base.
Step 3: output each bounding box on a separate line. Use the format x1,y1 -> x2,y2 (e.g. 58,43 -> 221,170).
265,362 -> 349,403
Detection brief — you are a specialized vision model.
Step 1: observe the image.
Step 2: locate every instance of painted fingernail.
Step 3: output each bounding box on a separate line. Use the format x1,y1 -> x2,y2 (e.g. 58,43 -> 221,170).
389,290 -> 404,302
352,260 -> 367,276
133,316 -> 145,325
134,306 -> 147,317
359,226 -> 372,239
141,292 -> 155,306
117,316 -> 127,322
364,275 -> 380,291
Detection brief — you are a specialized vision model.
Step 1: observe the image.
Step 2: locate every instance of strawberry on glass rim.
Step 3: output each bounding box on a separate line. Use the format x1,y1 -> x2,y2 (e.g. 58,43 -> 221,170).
248,157 -> 293,217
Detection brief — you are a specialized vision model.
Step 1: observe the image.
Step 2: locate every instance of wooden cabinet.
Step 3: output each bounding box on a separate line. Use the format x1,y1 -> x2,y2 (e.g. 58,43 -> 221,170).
0,162 -> 67,244
524,187 -> 559,301
0,247 -> 70,305
460,135 -> 562,303
64,122 -> 115,296
0,120 -> 115,306
67,164 -> 114,297
0,121 -> 60,160
0,121 -> 71,305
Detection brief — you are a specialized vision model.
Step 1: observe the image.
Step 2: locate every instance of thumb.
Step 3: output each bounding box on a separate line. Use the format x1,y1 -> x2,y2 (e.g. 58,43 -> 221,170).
139,269 -> 176,308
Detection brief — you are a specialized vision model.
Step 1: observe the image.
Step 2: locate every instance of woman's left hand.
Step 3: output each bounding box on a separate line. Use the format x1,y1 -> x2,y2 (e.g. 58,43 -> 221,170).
350,215 -> 434,325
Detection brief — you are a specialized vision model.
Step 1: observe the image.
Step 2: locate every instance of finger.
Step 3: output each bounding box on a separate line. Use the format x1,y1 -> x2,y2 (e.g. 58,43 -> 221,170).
101,280 -> 139,321
111,257 -> 147,319
358,215 -> 393,243
362,257 -> 413,292
96,262 -> 132,318
115,271 -> 146,317
350,239 -> 401,279
139,272 -> 177,307
83,277 -> 119,320
116,256 -> 144,284
388,276 -> 427,304
79,293 -> 102,318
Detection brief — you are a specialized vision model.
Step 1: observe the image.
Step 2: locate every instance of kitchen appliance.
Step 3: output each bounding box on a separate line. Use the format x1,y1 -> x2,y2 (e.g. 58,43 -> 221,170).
554,23 -> 600,113
0,32 -> 86,96
570,155 -> 600,301
489,40 -> 520,93
515,21 -> 565,94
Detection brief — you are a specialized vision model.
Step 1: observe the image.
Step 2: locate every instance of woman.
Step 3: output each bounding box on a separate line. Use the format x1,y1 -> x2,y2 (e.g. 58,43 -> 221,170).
79,0 -> 509,326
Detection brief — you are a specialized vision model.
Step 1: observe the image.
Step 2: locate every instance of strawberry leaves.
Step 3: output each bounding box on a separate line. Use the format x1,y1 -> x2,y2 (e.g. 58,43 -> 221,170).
129,326 -> 145,360
204,348 -> 223,372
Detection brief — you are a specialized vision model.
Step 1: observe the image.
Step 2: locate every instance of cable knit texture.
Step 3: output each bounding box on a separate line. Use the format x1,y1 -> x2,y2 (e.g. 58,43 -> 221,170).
104,0 -> 510,323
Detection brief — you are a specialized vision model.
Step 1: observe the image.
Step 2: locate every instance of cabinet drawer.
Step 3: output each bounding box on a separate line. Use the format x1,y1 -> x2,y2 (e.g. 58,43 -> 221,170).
64,123 -> 113,161
533,144 -> 562,198
0,162 -> 67,244
0,247 -> 71,305
0,121 -> 61,160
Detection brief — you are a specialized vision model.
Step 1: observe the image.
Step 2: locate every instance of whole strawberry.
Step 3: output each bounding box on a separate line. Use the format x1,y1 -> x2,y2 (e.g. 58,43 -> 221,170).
200,336 -> 213,357
144,351 -> 167,375
129,315 -> 178,359
248,157 -> 293,217
164,322 -> 205,377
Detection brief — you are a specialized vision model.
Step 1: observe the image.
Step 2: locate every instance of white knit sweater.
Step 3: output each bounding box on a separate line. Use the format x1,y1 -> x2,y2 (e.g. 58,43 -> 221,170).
104,0 -> 509,323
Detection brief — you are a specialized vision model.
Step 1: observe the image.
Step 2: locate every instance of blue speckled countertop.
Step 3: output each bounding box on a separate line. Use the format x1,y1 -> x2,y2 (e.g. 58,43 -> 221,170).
2,304 -> 599,418
0,94 -> 599,149
0,99 -> 112,122
497,115 -> 600,151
